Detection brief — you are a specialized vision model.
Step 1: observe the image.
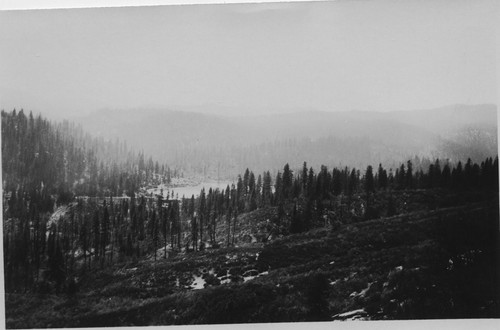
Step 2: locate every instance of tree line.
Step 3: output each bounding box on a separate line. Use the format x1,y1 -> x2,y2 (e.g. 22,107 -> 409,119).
2,109 -> 498,294
4,155 -> 497,293
2,109 -> 179,199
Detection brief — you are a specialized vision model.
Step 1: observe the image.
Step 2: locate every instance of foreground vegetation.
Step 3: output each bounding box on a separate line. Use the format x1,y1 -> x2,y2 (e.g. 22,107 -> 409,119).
5,189 -> 499,328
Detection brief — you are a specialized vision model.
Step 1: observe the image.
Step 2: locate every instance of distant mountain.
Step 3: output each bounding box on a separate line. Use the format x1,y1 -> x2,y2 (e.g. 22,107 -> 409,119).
389,104 -> 496,131
74,104 -> 497,177
84,108 -> 253,144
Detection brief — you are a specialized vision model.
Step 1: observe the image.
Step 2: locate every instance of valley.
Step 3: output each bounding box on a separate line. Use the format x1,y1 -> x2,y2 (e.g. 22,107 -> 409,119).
2,108 -> 499,328
2,1 -> 498,328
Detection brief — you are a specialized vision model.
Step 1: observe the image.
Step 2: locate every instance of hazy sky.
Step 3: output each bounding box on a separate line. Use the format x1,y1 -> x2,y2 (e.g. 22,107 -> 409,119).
0,0 -> 498,118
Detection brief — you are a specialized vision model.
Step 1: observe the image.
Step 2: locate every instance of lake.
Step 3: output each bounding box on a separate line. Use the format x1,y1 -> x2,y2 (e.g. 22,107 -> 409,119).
146,180 -> 234,199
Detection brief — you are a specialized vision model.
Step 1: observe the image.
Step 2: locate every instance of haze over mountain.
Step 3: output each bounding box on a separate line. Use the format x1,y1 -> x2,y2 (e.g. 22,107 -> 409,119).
1,1 -> 496,119
74,104 -> 497,178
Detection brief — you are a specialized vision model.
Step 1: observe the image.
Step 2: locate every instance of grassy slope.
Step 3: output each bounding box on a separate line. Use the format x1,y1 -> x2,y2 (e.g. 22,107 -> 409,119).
5,190 -> 499,328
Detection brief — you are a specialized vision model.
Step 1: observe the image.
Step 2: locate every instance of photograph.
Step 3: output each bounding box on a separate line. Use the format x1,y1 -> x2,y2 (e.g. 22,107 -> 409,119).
1,0 -> 499,328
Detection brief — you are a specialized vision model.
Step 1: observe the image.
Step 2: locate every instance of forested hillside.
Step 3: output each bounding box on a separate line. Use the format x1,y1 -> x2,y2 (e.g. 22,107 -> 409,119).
2,108 -> 499,327
2,108 -> 498,289
1,109 -> 176,291
1,109 -> 176,198
75,104 -> 498,178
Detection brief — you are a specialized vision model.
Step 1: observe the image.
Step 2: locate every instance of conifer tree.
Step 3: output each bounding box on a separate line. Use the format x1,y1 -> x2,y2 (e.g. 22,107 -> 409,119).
406,160 -> 413,188
198,189 -> 206,249
275,172 -> 283,206
307,167 -> 315,199
256,174 -> 263,208
365,165 -> 375,193
348,168 -> 358,196
378,164 -> 388,189
302,161 -> 308,193
262,171 -> 272,206
282,163 -> 293,200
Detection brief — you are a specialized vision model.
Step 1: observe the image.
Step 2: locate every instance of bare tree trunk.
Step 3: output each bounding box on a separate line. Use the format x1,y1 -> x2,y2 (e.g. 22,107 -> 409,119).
110,229 -> 114,264
226,214 -> 231,247
199,216 -> 203,248
177,219 -> 181,250
170,222 -> 174,250
164,235 -> 167,259
232,215 -> 237,245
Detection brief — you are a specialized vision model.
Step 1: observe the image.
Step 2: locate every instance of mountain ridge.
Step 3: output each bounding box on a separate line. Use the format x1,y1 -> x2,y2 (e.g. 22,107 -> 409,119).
73,104 -> 497,176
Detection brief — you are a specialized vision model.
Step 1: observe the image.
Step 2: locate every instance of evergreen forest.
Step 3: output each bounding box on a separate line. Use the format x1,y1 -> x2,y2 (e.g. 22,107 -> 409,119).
2,109 -> 499,327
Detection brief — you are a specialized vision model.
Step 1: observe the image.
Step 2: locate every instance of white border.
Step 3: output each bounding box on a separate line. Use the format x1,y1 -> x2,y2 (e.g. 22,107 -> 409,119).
0,1 -> 498,329
0,0 -> 320,10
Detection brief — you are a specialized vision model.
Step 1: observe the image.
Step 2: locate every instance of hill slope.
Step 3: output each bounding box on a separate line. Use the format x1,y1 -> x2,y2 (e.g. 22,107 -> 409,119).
5,189 -> 499,327
75,104 -> 498,177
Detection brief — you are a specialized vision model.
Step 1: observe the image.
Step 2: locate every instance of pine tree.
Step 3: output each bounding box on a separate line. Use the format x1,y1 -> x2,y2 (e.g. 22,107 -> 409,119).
243,168 -> 250,195
198,189 -> 206,249
332,168 -> 342,196
92,210 -> 100,265
378,164 -> 388,189
398,164 -> 406,189
275,172 -> 283,206
365,165 -> 375,193
236,176 -> 244,212
256,174 -> 263,208
301,161 -> 308,194
406,160 -> 413,188
442,163 -> 451,188
262,171 -> 272,206
248,171 -> 256,202
348,168 -> 357,195
189,195 -> 197,251
282,163 -> 293,200
307,167 -> 315,199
